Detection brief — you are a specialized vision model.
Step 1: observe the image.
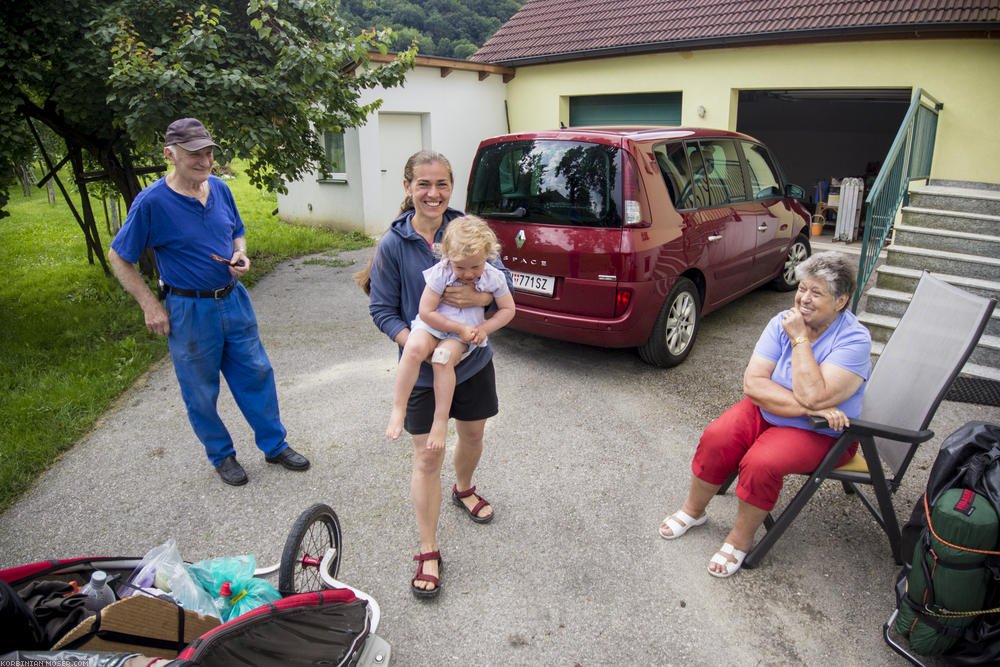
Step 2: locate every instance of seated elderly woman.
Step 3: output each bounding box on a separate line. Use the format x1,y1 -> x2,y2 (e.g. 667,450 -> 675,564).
659,251 -> 871,577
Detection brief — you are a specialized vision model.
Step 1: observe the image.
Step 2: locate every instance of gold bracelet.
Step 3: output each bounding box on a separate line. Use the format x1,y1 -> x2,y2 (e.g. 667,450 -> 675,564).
791,336 -> 810,348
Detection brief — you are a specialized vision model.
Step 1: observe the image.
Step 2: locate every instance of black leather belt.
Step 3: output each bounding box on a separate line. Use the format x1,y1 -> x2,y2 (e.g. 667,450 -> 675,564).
165,281 -> 236,299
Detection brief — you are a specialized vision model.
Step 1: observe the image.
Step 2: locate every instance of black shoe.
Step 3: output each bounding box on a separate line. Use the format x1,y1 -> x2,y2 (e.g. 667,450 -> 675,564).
265,445 -> 310,471
216,456 -> 248,486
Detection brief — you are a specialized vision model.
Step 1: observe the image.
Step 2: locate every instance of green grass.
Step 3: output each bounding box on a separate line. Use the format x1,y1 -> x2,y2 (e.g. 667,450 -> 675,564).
0,164 -> 372,513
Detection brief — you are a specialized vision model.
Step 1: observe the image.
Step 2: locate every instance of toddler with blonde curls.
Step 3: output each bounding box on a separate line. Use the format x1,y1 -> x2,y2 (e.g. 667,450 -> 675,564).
386,215 -> 515,449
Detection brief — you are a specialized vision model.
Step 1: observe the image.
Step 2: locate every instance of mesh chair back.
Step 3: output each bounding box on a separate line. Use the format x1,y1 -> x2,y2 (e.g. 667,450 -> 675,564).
860,272 -> 995,474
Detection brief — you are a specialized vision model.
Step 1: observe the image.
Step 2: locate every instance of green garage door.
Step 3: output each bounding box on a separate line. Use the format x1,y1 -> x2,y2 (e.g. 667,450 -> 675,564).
569,92 -> 682,126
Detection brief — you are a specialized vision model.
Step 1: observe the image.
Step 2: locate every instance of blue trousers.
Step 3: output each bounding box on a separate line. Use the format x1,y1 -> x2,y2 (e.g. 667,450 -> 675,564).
166,283 -> 287,466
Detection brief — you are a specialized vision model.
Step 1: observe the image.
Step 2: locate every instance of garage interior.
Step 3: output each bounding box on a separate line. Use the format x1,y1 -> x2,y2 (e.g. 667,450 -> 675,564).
736,88 -> 912,213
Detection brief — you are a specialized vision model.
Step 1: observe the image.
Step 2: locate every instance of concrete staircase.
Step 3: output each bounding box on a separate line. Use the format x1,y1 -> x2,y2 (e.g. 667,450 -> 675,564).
857,180 -> 1000,384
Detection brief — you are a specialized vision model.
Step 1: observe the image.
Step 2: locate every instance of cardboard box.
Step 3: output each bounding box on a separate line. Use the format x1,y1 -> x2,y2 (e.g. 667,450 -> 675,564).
52,594 -> 220,658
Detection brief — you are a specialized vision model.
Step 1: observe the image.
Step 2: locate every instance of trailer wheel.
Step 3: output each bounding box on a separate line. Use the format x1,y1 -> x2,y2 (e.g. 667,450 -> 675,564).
278,504 -> 342,595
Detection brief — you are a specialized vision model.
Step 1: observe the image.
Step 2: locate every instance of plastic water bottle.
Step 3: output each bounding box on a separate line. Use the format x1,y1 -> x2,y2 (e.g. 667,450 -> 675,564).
80,570 -> 116,612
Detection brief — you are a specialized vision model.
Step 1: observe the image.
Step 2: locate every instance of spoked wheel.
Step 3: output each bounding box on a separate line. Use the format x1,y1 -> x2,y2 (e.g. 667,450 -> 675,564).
278,503 -> 342,595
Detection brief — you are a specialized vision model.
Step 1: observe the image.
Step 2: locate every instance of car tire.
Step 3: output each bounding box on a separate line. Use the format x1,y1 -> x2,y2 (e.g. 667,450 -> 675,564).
771,234 -> 811,291
639,277 -> 701,368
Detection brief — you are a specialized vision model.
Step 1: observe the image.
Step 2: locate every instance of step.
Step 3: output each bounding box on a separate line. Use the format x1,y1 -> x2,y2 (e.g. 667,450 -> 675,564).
872,265 -> 1000,301
892,224 -> 1000,257
909,184 -> 1000,217
811,238 -> 864,257
869,342 -> 1000,383
975,333 -> 1000,368
857,311 -> 899,344
885,245 -> 1000,281
863,285 -> 1000,337
901,206 -> 1000,235
958,362 -> 1000,383
858,310 -> 1000,366
927,179 -> 1000,192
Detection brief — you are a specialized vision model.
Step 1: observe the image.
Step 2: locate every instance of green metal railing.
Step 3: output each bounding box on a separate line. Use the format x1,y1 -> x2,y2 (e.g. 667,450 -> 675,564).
852,88 -> 942,311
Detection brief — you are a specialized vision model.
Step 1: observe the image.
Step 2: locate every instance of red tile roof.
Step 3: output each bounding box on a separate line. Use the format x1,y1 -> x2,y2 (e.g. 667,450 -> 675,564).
472,0 -> 1000,64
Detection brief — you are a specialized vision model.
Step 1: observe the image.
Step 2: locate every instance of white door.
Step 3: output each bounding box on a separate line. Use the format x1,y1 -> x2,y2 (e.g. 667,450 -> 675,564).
379,113 -> 424,226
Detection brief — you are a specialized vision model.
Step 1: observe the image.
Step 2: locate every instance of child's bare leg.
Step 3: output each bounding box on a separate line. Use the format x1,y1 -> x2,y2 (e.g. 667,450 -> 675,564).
388,330 -> 436,440
426,338 -> 467,450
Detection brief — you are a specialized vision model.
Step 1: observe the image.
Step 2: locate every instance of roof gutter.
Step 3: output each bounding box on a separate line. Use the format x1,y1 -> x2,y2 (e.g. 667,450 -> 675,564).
474,24 -> 999,67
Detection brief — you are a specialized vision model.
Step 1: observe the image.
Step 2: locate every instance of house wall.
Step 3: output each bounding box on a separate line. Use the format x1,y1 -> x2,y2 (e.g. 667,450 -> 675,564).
502,38 -> 1000,184
278,64 -> 509,235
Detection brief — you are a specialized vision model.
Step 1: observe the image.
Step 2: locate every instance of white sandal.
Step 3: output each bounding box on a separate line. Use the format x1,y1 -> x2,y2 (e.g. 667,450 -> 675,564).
658,509 -> 707,540
708,542 -> 747,578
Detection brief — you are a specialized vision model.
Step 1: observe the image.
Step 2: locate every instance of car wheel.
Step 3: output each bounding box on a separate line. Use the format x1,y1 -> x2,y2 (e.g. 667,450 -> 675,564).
771,234 -> 811,291
639,277 -> 701,368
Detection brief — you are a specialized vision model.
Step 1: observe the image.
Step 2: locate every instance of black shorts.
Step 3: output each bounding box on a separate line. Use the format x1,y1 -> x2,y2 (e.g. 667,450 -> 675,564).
404,360 -> 499,435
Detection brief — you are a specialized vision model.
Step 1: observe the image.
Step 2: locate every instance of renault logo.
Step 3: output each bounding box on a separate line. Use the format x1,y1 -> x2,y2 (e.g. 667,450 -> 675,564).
515,230 -> 526,248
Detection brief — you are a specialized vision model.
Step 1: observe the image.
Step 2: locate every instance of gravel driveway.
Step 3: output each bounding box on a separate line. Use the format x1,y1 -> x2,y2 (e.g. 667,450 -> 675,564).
1,245 -> 996,666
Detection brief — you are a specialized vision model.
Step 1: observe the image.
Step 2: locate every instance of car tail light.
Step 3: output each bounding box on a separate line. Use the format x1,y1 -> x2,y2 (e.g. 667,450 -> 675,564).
615,289 -> 632,316
623,154 -> 650,228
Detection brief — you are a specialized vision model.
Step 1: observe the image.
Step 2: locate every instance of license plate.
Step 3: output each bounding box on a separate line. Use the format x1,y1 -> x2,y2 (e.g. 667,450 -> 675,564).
511,271 -> 555,296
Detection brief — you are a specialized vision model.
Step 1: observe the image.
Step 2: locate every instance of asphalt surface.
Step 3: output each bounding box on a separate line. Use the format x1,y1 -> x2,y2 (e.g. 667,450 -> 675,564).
1,243 -> 997,666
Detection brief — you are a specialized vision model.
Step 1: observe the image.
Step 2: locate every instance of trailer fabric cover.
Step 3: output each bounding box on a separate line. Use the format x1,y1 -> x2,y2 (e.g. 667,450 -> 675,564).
175,589 -> 368,667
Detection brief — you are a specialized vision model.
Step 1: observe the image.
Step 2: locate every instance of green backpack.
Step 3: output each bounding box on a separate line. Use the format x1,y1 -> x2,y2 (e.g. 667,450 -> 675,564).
895,487 -> 999,655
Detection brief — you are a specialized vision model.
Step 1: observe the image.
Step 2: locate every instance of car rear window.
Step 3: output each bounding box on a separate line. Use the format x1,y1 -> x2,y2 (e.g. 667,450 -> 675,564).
468,140 -> 623,228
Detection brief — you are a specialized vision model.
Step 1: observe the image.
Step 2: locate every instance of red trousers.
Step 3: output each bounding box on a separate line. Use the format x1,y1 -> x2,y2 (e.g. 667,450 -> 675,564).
691,397 -> 856,511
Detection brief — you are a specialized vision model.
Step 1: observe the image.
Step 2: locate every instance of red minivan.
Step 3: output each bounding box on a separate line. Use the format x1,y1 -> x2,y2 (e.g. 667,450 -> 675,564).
466,127 -> 811,367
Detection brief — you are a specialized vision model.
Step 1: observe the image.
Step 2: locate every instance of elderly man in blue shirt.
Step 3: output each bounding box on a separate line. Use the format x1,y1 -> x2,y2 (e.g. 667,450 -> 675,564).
109,118 -> 308,486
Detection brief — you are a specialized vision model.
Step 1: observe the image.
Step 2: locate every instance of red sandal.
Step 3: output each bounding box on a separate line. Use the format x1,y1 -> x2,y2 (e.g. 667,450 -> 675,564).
411,551 -> 442,599
451,484 -> 495,524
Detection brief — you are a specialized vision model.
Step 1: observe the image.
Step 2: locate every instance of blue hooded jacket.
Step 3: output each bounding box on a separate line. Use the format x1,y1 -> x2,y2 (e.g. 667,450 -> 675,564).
368,208 -> 513,388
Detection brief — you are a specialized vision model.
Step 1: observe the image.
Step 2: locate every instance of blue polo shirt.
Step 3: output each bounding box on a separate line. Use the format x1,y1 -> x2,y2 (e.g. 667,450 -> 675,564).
111,175 -> 244,291
753,309 -> 871,436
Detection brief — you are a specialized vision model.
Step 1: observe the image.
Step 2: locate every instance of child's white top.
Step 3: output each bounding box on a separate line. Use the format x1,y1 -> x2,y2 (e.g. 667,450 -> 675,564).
421,259 -> 509,332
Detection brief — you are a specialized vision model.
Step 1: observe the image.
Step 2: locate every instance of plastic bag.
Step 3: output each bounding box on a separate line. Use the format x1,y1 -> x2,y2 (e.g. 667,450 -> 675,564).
120,539 -> 220,619
189,555 -> 281,622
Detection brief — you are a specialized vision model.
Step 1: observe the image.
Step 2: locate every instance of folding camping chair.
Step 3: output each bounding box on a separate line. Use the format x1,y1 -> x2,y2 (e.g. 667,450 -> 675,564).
725,271 -> 997,568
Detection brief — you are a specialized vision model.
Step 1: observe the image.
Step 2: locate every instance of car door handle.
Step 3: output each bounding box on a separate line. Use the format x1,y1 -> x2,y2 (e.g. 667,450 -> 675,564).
708,235 -> 723,242
757,225 -> 769,232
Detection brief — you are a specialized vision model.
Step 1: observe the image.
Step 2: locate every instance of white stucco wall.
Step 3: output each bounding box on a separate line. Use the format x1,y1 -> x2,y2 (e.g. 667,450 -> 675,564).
278,63 -> 510,235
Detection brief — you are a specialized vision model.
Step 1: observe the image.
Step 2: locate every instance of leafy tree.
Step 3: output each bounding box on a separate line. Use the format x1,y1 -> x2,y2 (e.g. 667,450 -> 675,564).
451,40 -> 478,61
395,27 -> 435,55
390,1 -> 425,29
338,0 -> 524,60
0,0 -> 415,272
496,0 -> 523,23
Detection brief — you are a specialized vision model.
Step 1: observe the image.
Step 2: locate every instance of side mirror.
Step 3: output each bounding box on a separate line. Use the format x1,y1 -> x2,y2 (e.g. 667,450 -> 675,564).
785,184 -> 805,200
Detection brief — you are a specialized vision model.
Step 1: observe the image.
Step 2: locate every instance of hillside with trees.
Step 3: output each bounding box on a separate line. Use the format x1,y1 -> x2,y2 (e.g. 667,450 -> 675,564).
340,0 -> 523,60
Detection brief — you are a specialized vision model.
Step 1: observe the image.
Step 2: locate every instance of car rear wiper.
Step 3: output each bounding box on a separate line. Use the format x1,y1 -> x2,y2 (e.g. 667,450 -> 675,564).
484,207 -> 527,218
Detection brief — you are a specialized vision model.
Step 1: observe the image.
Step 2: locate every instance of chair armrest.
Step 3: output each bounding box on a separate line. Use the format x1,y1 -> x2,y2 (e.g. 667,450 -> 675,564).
809,416 -> 934,444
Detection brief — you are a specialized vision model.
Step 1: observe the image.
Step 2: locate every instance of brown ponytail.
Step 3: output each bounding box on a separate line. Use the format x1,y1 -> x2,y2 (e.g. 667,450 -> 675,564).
353,255 -> 375,295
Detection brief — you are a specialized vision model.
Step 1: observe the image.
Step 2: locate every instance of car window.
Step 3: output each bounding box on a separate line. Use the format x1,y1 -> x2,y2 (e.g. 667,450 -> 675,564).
687,140 -> 747,207
741,142 -> 784,199
468,140 -> 623,228
653,142 -> 691,208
